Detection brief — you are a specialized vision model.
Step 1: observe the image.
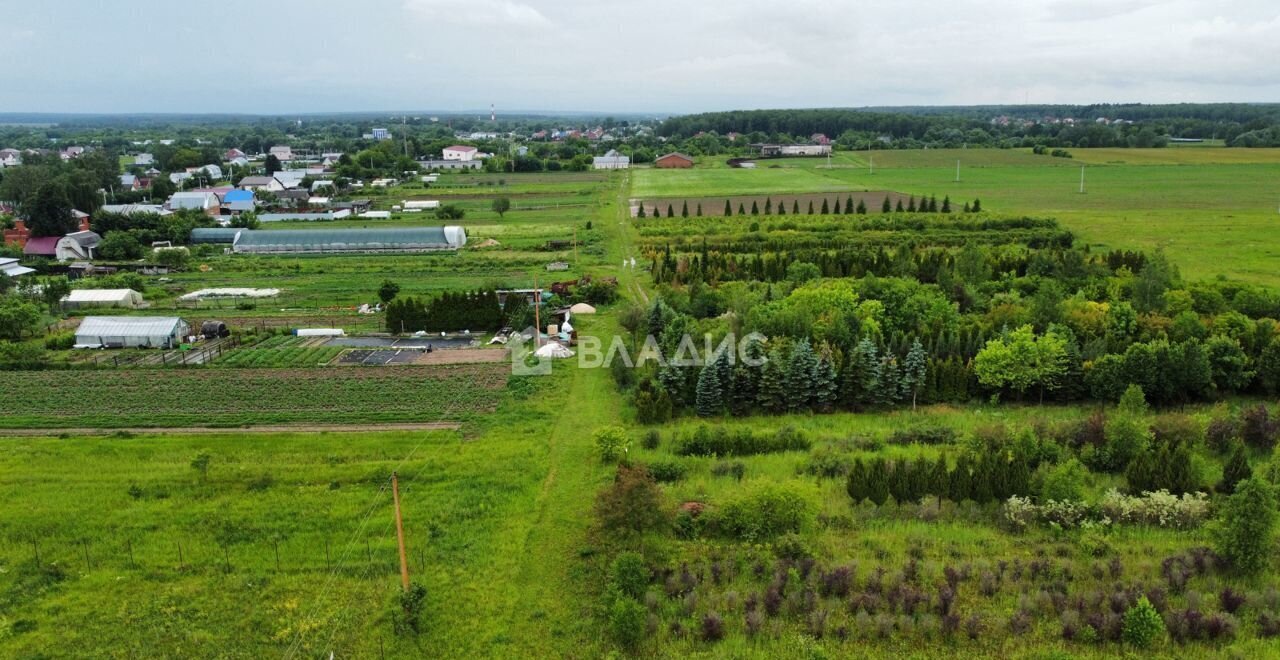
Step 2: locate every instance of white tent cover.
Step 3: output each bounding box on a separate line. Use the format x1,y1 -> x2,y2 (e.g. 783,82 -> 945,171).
534,343 -> 575,358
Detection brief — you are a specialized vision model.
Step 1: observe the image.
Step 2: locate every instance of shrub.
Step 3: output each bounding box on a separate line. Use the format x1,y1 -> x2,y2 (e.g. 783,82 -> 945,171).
717,480 -> 819,541
43,332 -> 75,350
674,425 -> 810,456
1099,489 -> 1210,529
594,426 -> 628,463
611,552 -> 649,599
1205,415 -> 1239,453
710,460 -> 745,481
609,596 -> 647,649
595,464 -> 669,536
641,429 -> 661,450
1123,597 -> 1164,647
1040,458 -> 1089,502
701,611 -> 724,642
1212,477 -> 1277,575
647,460 -> 686,483
1242,405 -> 1278,450
887,425 -> 957,445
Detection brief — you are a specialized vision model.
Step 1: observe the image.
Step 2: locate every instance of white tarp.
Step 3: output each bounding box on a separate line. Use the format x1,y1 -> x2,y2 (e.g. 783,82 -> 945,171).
534,343 -> 575,358
179,288 -> 280,300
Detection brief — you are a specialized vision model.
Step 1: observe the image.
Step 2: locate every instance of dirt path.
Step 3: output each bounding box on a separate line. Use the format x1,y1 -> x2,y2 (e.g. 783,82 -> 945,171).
0,422 -> 462,436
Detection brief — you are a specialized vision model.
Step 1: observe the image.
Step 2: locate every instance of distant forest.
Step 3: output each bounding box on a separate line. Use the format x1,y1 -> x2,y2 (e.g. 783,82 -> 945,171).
657,104 -> 1280,148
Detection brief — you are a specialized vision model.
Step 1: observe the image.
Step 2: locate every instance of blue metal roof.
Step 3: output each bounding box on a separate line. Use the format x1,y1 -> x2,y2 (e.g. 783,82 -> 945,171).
224,190 -> 254,202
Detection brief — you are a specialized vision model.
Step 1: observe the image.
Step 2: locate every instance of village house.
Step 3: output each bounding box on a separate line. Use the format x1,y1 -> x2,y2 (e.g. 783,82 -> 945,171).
442,145 -> 478,161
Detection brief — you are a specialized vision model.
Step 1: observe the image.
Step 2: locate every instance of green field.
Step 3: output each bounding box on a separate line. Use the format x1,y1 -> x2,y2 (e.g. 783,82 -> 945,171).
632,148 -> 1280,285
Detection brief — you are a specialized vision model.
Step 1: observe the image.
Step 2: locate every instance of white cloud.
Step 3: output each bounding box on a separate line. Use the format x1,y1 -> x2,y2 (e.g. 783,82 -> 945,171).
403,0 -> 552,27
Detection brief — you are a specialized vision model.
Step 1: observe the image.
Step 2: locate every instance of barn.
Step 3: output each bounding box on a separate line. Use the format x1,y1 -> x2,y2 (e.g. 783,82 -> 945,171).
229,226 -> 467,254
62,288 -> 145,310
654,152 -> 694,168
75,316 -> 190,349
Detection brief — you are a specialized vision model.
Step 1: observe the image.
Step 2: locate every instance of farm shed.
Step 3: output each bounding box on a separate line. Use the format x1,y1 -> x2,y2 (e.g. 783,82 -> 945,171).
62,288 -> 145,309
190,227 -> 240,244
654,152 -> 694,168
230,226 -> 466,254
75,316 -> 190,349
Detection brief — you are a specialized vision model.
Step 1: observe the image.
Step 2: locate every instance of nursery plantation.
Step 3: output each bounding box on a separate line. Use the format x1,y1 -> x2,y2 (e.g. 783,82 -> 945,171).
5,137 -> 1280,660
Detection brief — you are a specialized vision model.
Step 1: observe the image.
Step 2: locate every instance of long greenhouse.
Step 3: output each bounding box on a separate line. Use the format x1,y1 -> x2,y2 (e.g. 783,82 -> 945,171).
209,226 -> 466,254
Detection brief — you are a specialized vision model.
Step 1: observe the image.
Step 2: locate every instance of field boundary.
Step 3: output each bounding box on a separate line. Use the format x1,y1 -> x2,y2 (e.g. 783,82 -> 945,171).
0,422 -> 463,436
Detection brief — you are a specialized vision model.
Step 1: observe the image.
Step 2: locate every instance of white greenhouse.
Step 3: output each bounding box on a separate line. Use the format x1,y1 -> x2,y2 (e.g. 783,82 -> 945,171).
74,316 -> 190,349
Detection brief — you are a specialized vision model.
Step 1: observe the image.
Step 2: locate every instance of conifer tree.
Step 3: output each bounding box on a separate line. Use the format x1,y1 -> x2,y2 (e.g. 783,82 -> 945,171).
907,196 -> 917,212
1007,454 -> 1031,497
895,199 -> 904,212
814,352 -> 839,412
927,195 -> 938,212
739,202 -> 747,215
695,363 -> 723,417
637,204 -> 646,218
847,458 -> 868,503
807,200 -> 815,214
969,457 -> 993,502
867,457 -> 890,505
930,455 -> 950,504
681,200 -> 689,217
764,197 -> 772,214
751,200 -> 760,215
820,198 -> 829,214
842,338 -> 881,408
1219,442 -> 1253,494
730,365 -> 757,416
844,196 -> 854,214
949,455 -> 973,501
856,199 -> 867,214
724,199 -> 732,216
972,198 -> 982,212
876,355 -> 904,405
667,204 -> 675,217
882,196 -> 892,213
785,339 -> 819,412
777,201 -> 786,215
756,350 -> 788,413
888,460 -> 910,503
962,201 -> 971,213
941,196 -> 951,213
792,200 -> 800,214
902,339 -> 929,410
696,203 -> 702,217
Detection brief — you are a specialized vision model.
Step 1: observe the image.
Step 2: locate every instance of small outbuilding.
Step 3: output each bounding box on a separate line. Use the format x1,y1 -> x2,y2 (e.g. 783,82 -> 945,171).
62,288 -> 145,310
654,152 -> 694,169
75,316 -> 190,349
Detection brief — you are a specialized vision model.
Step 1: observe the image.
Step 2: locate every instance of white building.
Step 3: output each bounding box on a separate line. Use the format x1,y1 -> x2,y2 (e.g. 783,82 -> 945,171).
269,145 -> 294,162
370,128 -> 390,140
55,231 -> 101,261
0,257 -> 35,278
167,192 -> 222,215
442,145 -> 477,161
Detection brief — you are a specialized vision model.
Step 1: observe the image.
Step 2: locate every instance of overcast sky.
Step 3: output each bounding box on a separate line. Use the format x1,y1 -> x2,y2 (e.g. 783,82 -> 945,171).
1,0 -> 1277,115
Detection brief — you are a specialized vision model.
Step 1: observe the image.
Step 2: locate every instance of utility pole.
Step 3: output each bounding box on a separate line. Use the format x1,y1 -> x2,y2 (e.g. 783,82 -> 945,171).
533,275 -> 542,347
955,159 -> 961,182
391,472 -> 410,592
1079,166 -> 1086,194
573,226 -> 579,264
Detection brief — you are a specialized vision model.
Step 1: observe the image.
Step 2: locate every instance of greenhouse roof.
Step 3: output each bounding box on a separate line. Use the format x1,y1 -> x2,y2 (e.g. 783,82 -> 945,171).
190,227 -> 241,243
76,316 -> 185,337
231,227 -> 457,252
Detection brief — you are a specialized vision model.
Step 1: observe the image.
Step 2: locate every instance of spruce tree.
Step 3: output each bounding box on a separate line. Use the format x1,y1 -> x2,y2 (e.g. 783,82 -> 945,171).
1125,448 -> 1158,494
667,204 -> 675,217
949,455 -> 973,502
927,195 -> 938,212
907,196 -> 917,212
856,199 -> 867,214
962,201 -> 971,213
724,199 -> 732,216
792,200 -> 800,214
882,196 -> 892,213
820,198 -> 829,214
764,197 -> 772,214
895,199 -> 904,212
681,200 -> 689,217
637,204 -> 646,218
876,355 -> 904,405
941,196 -> 951,213
807,200 -> 815,214
902,339 -> 928,410
1219,442 -> 1252,494
777,200 -> 786,215
785,339 -> 819,412
730,365 -> 757,416
739,202 -> 747,215
695,363 -> 723,417
844,196 -> 854,214
972,198 -> 982,212
969,457 -> 993,503
750,200 -> 759,215
756,350 -> 788,413
841,338 -> 881,408
696,203 -> 702,216
814,353 -> 839,412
